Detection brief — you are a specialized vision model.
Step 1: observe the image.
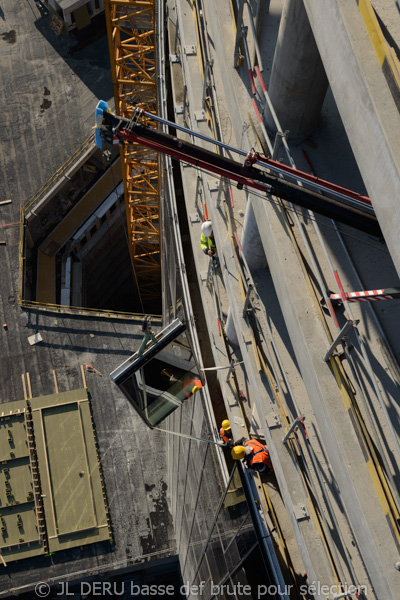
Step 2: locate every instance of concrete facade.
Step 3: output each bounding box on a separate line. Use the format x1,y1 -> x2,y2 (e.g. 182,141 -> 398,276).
303,0 -> 400,278
265,0 -> 329,138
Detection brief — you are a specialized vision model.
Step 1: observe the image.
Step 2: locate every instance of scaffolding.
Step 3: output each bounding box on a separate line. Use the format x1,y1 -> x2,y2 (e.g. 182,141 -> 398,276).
105,0 -> 161,304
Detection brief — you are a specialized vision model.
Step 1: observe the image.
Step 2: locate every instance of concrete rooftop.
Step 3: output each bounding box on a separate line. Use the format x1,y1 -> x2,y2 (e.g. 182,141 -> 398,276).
0,0 -> 174,593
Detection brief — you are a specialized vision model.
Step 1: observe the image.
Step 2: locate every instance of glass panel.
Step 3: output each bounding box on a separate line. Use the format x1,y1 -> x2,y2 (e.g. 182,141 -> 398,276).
236,527 -> 258,561
180,505 -> 191,573
206,538 -> 229,585
110,319 -> 203,427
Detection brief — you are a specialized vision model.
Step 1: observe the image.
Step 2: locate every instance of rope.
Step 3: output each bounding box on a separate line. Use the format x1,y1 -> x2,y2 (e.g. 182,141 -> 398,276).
154,426 -> 224,447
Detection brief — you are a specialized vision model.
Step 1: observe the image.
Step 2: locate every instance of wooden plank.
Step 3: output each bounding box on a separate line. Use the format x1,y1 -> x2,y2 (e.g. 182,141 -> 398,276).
52,370 -> 59,394
0,200 -> 12,206
21,374 -> 27,400
26,373 -> 32,399
80,364 -> 87,388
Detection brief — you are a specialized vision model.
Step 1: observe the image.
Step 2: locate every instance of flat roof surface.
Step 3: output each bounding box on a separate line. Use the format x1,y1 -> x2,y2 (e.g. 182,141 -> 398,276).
0,0 -> 174,593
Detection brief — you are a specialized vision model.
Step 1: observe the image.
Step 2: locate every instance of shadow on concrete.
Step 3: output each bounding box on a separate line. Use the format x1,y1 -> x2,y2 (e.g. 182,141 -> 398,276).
38,341 -> 134,356
24,308 -> 149,333
309,423 -> 357,576
33,11 -> 113,99
0,538 -> 113,581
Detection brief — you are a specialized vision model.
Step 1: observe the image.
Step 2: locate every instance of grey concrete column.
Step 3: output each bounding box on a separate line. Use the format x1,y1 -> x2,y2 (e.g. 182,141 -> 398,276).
225,311 -> 239,347
264,0 -> 328,139
226,199 -> 267,347
241,198 -> 267,271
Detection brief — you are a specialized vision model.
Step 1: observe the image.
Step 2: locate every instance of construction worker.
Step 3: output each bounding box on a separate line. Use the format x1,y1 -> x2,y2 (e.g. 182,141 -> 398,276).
200,221 -> 219,267
181,377 -> 202,399
220,419 -> 235,448
231,439 -> 273,474
163,370 -> 202,400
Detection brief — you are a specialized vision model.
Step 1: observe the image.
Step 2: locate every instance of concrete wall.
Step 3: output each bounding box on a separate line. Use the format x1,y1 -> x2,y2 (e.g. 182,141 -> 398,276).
302,0 -> 400,278
264,0 -> 328,138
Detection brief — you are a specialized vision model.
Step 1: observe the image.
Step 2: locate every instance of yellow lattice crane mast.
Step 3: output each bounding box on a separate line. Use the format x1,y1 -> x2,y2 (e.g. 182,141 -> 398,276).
104,0 -> 160,307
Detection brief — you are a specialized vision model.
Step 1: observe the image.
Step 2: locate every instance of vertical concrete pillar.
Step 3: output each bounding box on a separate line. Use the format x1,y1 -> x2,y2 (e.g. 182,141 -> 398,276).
225,311 -> 239,347
264,0 -> 328,139
225,199 -> 267,347
241,198 -> 267,271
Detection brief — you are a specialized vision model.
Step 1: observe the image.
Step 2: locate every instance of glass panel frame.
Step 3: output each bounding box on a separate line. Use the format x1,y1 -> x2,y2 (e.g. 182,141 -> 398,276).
110,319 -> 202,427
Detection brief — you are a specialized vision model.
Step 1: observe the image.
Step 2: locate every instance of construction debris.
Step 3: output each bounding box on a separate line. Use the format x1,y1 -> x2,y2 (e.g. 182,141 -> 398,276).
28,333 -> 43,346
86,364 -> 102,376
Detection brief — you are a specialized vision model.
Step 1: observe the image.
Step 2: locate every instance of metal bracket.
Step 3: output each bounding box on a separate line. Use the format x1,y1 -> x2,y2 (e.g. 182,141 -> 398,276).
207,179 -> 220,192
272,132 -> 284,160
293,503 -> 309,521
324,319 -> 359,362
282,416 -> 304,443
189,213 -> 201,224
169,54 -> 180,63
242,284 -> 253,316
175,105 -> 184,115
233,0 -> 245,68
265,412 -> 281,429
225,360 -> 235,382
195,176 -> 203,210
184,45 -> 197,55
194,109 -> 206,122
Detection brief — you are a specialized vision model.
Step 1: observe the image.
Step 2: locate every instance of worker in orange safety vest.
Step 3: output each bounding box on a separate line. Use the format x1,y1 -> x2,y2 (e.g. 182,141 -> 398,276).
231,439 -> 273,474
220,419 -> 235,448
161,369 -> 202,400
181,377 -> 202,399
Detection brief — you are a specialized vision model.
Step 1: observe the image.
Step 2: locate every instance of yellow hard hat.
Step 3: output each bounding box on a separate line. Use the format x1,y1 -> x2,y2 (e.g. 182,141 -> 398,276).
221,419 -> 231,431
231,446 -> 246,460
191,385 -> 202,394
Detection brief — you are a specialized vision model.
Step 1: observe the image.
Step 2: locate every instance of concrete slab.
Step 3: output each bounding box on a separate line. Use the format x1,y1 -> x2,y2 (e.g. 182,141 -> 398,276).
0,0 -> 175,590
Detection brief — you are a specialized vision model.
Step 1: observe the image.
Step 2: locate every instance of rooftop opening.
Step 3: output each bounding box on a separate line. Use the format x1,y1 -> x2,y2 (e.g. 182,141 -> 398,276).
19,140 -> 161,319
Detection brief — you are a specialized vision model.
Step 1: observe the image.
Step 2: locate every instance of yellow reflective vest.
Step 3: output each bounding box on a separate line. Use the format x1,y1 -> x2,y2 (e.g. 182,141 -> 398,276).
200,233 -> 217,255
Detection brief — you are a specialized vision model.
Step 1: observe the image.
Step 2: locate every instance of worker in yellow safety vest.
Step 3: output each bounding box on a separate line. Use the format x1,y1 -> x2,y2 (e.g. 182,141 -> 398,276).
200,221 -> 219,267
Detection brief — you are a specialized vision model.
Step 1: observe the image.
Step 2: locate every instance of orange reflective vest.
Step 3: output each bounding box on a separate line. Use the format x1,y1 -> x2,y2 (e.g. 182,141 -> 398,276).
182,378 -> 202,399
220,427 -> 234,445
244,439 -> 273,472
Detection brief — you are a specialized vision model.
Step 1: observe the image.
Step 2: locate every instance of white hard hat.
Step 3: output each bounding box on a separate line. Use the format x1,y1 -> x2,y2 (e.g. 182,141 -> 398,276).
201,221 -> 213,237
